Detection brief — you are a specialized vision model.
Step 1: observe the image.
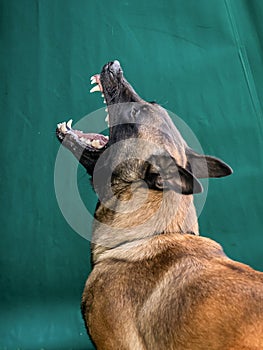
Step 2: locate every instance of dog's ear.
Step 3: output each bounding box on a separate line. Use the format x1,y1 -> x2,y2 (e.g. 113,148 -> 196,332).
144,155 -> 203,195
186,148 -> 233,178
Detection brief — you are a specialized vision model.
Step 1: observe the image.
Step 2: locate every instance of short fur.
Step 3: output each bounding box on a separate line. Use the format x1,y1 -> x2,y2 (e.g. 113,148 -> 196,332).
57,61 -> 263,349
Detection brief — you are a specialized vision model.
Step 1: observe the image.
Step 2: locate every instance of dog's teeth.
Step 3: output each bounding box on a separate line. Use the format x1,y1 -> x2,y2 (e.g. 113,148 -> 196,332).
91,139 -> 104,149
90,75 -> 95,81
103,99 -> 106,104
80,137 -> 92,145
90,85 -> 101,93
66,119 -> 73,129
91,139 -> 101,148
60,122 -> 67,133
105,114 -> 110,127
105,136 -> 109,140
90,77 -> 96,84
57,123 -> 62,128
105,108 -> 108,112
101,93 -> 104,97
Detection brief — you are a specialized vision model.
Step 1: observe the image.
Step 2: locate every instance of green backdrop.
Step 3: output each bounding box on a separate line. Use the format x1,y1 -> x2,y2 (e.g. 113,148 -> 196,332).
1,0 -> 263,349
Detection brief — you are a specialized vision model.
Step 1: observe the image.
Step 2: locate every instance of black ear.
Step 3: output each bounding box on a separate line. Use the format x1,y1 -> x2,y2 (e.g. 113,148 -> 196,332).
186,148 -> 233,178
145,155 -> 203,195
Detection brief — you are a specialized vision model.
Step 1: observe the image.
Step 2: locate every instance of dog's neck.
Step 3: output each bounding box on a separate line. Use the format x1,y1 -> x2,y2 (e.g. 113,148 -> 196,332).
91,183 -> 199,263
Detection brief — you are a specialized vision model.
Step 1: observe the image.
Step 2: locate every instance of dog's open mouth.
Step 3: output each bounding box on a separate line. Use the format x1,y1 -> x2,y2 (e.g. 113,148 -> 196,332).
56,119 -> 109,151
56,60 -> 144,157
56,69 -> 112,152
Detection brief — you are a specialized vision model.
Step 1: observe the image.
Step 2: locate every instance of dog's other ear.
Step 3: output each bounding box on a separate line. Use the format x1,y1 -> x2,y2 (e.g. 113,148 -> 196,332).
145,155 -> 203,195
186,148 -> 233,179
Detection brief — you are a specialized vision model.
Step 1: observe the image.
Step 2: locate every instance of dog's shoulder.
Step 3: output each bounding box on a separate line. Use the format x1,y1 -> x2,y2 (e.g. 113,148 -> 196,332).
93,234 -> 263,288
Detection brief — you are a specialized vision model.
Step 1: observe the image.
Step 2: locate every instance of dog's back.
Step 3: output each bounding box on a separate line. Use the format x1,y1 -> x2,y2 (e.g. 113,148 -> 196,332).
83,234 -> 263,350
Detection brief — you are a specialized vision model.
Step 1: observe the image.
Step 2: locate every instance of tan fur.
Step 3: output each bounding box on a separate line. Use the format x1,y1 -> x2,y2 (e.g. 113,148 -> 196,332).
83,233 -> 263,350
91,183 -> 198,262
81,115 -> 263,349
70,61 -> 263,349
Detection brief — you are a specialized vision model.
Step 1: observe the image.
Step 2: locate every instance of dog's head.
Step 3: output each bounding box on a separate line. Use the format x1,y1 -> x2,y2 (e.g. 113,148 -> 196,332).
57,60 -> 232,198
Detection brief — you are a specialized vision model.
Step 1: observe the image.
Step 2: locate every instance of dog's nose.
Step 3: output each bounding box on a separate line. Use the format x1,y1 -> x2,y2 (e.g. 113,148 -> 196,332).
111,60 -> 121,73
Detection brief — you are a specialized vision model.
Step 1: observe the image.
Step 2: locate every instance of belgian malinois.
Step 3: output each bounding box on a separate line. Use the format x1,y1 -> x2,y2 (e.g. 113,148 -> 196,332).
56,60 -> 263,349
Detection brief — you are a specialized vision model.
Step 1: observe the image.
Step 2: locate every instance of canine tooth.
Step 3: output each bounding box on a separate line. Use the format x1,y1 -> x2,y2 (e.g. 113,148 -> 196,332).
101,93 -> 104,97
103,99 -> 106,104
80,138 -> 92,146
90,85 -> 101,93
105,108 -> 108,112
104,136 -> 109,140
91,77 -> 96,84
105,114 -> 110,127
60,122 -> 67,133
57,123 -> 62,128
91,139 -> 101,148
66,119 -> 73,129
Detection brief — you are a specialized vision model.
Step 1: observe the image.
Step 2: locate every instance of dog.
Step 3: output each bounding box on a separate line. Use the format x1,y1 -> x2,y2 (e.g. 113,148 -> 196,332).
56,60 -> 263,349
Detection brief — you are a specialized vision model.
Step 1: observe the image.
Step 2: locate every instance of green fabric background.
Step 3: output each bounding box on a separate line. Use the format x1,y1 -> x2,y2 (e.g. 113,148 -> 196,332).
1,0 -> 263,349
